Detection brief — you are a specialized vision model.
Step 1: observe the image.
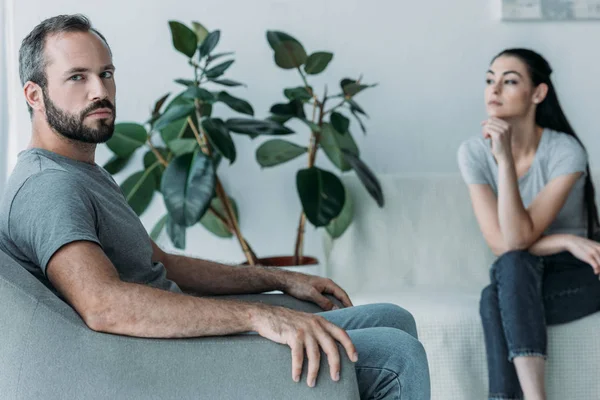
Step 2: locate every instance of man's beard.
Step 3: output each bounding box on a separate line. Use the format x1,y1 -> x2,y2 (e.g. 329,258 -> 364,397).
43,90 -> 116,144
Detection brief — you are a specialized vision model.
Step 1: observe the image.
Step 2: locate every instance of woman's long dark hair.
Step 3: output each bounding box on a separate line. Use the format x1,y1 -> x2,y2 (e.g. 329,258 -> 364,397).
493,48 -> 599,238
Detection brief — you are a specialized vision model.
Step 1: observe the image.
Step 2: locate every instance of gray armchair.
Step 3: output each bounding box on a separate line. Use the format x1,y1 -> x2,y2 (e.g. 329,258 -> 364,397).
0,250 -> 360,399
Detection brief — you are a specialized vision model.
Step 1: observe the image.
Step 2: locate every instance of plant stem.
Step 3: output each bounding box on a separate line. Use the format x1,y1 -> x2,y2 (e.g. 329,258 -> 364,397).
207,206 -> 259,263
209,205 -> 232,229
147,137 -> 169,167
191,99 -> 258,266
297,67 -> 310,92
293,96 -> 327,265
126,162 -> 161,202
214,179 -> 257,264
187,116 -> 210,154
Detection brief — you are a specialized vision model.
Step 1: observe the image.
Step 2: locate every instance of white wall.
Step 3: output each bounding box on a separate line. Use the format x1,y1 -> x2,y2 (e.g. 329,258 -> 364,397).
5,0 -> 600,263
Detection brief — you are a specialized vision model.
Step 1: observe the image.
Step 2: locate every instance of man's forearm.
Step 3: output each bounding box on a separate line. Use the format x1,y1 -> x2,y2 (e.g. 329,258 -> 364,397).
88,281 -> 269,338
163,253 -> 287,295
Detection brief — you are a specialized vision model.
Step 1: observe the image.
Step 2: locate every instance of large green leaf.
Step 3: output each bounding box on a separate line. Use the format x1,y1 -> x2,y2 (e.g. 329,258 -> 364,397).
182,86 -> 216,103
296,167 -> 345,227
331,112 -> 350,134
205,60 -> 234,79
256,139 -> 307,168
103,155 -> 132,175
166,216 -> 186,249
168,21 -> 198,58
270,99 -> 305,119
217,91 -> 254,116
167,138 -> 198,157
121,169 -> 157,216
346,98 -> 367,116
266,31 -> 307,69
319,123 -> 359,172
284,86 -> 313,102
268,114 -> 292,125
274,43 -> 307,69
199,30 -> 220,58
199,103 -> 213,118
326,184 -> 354,239
161,152 -> 216,227
174,79 -> 195,87
154,103 -> 195,130
201,118 -> 236,163
207,52 -> 234,63
150,214 -> 168,241
143,148 -> 168,189
340,79 -> 377,97
199,196 -> 238,238
164,90 -> 192,111
226,118 -> 294,137
341,149 -> 384,207
350,106 -> 367,134
191,21 -> 209,44
107,123 -> 147,158
266,31 -> 303,50
209,79 -> 244,87
304,52 -> 333,75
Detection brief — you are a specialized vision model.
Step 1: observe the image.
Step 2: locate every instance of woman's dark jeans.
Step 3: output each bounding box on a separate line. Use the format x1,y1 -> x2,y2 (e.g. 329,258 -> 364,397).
480,249 -> 600,400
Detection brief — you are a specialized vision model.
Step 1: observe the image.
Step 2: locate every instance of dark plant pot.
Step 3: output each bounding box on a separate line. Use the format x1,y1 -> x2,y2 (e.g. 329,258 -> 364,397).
242,256 -> 323,276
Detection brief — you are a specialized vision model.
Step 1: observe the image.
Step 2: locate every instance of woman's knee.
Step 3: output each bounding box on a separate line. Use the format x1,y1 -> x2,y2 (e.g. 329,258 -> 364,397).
479,284 -> 498,320
492,250 -> 541,282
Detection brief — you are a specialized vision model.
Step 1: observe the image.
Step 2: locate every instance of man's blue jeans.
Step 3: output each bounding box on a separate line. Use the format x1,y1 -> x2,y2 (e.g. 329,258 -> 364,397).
480,250 -> 600,400
319,303 -> 431,400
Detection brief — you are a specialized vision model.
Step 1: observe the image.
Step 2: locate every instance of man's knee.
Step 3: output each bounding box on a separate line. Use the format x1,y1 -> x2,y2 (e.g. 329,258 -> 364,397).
383,328 -> 429,382
369,303 -> 418,338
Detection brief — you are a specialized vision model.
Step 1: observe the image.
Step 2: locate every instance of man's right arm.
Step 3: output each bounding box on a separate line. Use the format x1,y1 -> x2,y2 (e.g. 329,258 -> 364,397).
49,240 -> 257,337
47,241 -> 357,386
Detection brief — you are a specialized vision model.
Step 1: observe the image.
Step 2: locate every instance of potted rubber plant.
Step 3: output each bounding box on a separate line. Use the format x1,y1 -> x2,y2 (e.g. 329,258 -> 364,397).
103,21 -> 293,265
252,30 -> 385,271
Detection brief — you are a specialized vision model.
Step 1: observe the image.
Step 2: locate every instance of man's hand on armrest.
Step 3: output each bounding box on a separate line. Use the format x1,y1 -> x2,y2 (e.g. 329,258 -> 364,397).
46,241 -> 357,386
150,240 -> 354,311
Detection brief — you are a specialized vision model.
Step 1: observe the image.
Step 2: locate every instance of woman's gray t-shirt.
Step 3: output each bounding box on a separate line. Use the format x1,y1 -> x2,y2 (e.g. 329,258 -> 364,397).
0,148 -> 182,296
457,129 -> 589,238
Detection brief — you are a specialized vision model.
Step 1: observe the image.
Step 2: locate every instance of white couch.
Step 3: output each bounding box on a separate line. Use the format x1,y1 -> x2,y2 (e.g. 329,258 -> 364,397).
323,173 -> 600,400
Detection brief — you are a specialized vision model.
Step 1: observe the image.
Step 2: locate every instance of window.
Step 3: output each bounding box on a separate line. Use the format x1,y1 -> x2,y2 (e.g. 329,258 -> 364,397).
0,0 -> 18,194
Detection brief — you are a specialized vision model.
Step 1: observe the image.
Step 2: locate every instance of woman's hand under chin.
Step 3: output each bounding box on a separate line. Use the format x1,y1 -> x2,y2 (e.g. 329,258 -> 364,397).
482,117 -> 513,162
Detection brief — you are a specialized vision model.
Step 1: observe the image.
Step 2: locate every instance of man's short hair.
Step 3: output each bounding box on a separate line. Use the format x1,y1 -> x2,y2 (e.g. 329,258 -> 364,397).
18,14 -> 112,114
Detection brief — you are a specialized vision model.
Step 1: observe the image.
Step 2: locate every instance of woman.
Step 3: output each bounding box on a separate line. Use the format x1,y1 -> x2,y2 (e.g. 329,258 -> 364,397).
457,48 -> 600,400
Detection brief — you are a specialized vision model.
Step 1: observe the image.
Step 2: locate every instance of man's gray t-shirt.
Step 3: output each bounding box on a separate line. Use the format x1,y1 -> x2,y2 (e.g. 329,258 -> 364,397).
0,148 -> 182,296
457,129 -> 589,238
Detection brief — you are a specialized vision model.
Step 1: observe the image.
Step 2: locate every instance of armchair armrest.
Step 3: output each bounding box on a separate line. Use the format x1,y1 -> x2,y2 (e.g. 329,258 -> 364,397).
15,293 -> 359,400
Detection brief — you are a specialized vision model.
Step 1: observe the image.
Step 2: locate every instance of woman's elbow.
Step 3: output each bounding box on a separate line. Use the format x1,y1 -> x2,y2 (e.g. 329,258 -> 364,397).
491,236 -> 534,256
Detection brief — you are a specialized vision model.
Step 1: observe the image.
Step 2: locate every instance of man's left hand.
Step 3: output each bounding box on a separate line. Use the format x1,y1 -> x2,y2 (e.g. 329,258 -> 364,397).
280,272 -> 353,311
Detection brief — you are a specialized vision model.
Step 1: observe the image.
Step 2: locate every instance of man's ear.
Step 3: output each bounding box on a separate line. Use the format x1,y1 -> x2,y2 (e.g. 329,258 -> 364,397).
23,81 -> 44,113
533,83 -> 549,104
